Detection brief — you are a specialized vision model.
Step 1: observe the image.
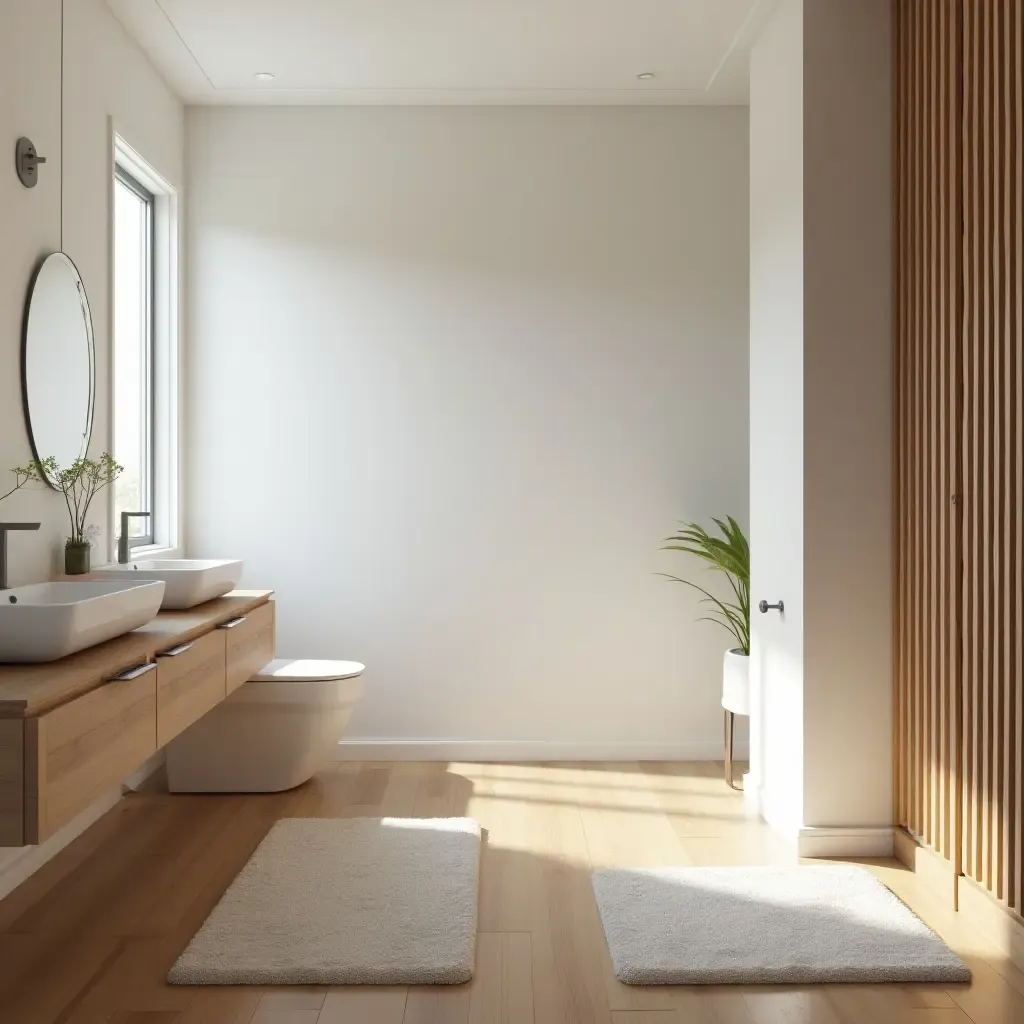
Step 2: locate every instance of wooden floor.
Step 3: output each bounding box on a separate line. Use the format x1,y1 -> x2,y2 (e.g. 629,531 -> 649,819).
0,761 -> 1023,1024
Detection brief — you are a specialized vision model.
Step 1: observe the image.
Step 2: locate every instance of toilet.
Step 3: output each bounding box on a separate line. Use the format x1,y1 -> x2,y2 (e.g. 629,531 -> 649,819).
166,659 -> 365,793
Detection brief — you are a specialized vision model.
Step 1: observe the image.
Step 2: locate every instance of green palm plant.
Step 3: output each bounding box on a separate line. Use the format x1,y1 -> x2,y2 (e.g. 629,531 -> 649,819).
660,516 -> 750,656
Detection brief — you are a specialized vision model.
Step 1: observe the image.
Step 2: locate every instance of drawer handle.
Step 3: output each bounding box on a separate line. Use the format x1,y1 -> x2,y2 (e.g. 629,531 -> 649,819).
218,615 -> 247,630
109,662 -> 157,682
159,642 -> 195,657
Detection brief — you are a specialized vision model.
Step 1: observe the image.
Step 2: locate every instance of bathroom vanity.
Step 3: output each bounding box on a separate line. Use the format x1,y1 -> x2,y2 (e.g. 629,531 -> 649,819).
0,590 -> 274,846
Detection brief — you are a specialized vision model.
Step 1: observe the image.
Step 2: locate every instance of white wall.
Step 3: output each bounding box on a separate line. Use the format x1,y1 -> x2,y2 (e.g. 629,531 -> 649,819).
0,0 -> 183,580
748,0 -> 805,835
0,0 -> 182,885
748,0 -> 893,843
0,1 -> 60,577
801,0 -> 892,831
186,106 -> 750,756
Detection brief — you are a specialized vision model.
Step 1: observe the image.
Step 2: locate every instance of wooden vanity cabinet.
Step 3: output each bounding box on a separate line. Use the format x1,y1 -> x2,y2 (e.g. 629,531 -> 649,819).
223,601 -> 275,694
0,720 -> 25,846
156,630 -> 227,748
25,665 -> 157,844
0,591 -> 274,846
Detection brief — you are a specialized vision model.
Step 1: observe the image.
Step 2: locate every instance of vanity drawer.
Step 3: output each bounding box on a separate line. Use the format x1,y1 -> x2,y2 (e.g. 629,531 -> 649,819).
0,720 -> 24,846
156,630 -> 226,747
222,601 -> 275,694
26,665 -> 157,843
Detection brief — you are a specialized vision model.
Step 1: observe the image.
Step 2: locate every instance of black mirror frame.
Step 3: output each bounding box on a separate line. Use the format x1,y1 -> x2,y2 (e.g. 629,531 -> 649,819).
20,251 -> 97,489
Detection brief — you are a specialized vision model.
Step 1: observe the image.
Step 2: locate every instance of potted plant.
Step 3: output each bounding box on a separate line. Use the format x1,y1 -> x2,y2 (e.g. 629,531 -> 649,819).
660,516 -> 750,783
14,454 -> 123,575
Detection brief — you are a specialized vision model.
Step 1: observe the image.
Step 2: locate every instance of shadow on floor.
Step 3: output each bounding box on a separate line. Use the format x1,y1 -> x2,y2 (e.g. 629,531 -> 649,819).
0,761 -> 988,1024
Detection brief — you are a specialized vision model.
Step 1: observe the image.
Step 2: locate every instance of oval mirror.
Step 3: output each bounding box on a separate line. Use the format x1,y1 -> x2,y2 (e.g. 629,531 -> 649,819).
22,253 -> 96,483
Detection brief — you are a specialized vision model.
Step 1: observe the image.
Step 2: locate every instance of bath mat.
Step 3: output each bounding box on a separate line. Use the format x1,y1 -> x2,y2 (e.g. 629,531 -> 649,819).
592,864 -> 970,985
169,816 -> 481,985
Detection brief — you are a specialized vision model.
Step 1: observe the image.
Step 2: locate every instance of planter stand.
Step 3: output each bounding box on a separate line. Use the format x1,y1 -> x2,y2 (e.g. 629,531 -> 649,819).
722,649 -> 750,790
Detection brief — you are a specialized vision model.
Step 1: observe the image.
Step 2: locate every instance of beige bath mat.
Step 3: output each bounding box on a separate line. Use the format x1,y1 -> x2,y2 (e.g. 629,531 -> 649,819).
169,816 -> 481,985
592,864 -> 970,985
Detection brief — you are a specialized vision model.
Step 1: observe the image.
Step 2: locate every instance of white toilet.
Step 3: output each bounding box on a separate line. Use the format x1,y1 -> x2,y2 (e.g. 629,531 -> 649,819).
166,658 -> 365,793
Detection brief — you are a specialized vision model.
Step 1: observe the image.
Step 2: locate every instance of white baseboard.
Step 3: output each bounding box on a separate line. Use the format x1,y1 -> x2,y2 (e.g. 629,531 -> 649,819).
797,826 -> 895,859
333,739 -> 748,762
0,752 -> 165,903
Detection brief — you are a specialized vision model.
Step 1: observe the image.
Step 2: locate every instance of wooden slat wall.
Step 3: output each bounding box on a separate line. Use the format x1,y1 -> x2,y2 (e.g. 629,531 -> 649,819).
960,0 -> 1023,915
896,0 -> 1024,919
895,0 -> 963,869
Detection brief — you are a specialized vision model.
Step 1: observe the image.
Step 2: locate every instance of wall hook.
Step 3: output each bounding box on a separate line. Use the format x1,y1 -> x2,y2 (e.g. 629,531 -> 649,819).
15,137 -> 47,188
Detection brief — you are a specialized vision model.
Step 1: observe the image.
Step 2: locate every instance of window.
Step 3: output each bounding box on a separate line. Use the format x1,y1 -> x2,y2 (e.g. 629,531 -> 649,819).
112,135 -> 180,558
113,167 -> 155,548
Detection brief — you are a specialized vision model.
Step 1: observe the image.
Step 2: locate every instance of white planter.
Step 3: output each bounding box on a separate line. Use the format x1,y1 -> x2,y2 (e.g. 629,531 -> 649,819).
722,648 -> 750,716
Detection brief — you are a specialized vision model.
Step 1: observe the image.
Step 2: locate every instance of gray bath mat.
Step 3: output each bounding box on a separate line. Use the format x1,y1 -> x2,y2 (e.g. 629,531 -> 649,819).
169,816 -> 481,985
592,864 -> 970,985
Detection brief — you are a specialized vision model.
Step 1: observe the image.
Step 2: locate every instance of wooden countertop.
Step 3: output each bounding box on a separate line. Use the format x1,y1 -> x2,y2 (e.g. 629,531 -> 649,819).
0,590 -> 274,718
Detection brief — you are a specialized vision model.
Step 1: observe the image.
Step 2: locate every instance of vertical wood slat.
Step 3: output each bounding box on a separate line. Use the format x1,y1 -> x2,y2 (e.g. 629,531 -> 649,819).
959,0 -> 1024,916
996,0 -> 1009,906
1011,0 -> 1019,921
965,0 -> 978,888
894,0 -> 906,831
1001,0 -> 1016,910
894,0 -> 963,869
977,0 -> 988,888
913,0 -> 921,839
919,0 -> 929,845
923,0 -> 934,848
896,0 -> 1023,919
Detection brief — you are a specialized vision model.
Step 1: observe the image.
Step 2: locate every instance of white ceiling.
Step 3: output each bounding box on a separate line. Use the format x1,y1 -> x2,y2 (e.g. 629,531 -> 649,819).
106,0 -> 774,105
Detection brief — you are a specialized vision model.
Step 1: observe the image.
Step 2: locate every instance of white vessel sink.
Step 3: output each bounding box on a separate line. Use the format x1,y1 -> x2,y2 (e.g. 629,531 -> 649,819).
0,581 -> 166,663
92,559 -> 243,610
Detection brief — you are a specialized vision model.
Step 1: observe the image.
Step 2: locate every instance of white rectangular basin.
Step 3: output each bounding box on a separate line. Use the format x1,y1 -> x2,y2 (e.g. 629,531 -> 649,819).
0,581 -> 166,663
91,559 -> 244,610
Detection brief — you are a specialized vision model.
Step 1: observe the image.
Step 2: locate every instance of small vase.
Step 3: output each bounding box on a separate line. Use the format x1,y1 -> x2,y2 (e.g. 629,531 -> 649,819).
65,541 -> 91,576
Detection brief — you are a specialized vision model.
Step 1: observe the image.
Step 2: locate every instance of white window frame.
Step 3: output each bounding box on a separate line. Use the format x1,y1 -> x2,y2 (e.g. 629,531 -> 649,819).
110,128 -> 182,561
113,164 -> 156,548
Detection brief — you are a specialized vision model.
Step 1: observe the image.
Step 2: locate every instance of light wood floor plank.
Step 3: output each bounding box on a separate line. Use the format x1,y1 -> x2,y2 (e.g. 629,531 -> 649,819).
104,1012 -> 184,1024
318,986 -> 408,1023
611,1012 -> 690,1023
403,985 -> 471,1024
0,762 -> 1019,1024
742,987 -> 844,1024
255,987 -> 328,1010
177,987 -> 263,1024
412,763 -> 475,819
903,985 -> 957,1008
578,762 -> 691,871
705,989 -> 756,1024
468,932 -> 534,1024
250,1009 -> 320,1024
62,935 -> 197,1023
470,766 -> 548,934
0,930 -> 123,1024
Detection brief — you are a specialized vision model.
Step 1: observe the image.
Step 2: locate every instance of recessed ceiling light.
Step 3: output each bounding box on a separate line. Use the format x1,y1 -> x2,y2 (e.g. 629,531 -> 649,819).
254,72 -> 275,81
636,72 -> 657,81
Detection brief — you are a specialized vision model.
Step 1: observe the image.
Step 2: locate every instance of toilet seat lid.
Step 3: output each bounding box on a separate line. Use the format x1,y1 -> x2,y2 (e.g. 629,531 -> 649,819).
250,658 -> 365,682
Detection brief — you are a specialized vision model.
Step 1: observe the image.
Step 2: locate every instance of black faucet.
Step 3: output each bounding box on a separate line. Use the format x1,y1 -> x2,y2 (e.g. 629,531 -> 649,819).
0,523 -> 41,590
118,511 -> 151,564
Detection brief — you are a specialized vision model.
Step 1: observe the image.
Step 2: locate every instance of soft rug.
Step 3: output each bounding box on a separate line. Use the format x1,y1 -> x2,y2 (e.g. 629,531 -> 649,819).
592,864 -> 970,985
169,816 -> 481,985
